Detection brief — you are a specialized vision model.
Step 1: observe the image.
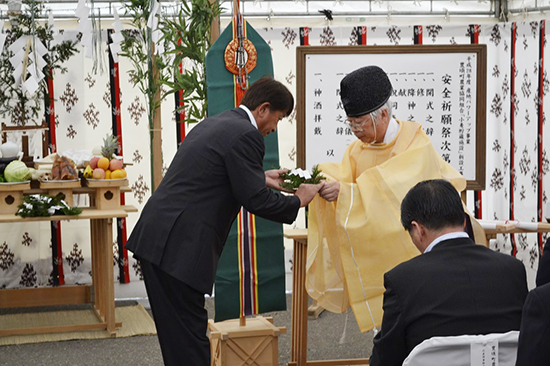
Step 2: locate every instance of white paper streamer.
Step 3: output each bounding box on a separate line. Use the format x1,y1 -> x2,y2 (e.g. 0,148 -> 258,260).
109,7 -> 124,63
147,0 -> 160,29
75,0 -> 93,59
289,168 -> 312,180
0,34 -> 6,54
8,35 -> 48,96
0,20 -> 6,52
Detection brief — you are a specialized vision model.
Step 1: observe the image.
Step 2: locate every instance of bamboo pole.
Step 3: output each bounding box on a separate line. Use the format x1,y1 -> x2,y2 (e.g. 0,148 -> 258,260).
210,0 -> 220,44
151,47 -> 163,192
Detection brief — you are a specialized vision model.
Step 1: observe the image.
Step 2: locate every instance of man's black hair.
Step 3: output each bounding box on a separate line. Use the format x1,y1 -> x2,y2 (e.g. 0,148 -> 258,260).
401,179 -> 465,232
240,75 -> 294,117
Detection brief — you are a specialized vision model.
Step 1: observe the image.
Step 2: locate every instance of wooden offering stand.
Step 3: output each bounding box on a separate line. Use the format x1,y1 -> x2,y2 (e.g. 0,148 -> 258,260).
0,181 -> 31,215
209,316 -> 286,366
39,179 -> 81,206
85,178 -> 127,210
0,178 -> 136,337
284,229 -> 370,366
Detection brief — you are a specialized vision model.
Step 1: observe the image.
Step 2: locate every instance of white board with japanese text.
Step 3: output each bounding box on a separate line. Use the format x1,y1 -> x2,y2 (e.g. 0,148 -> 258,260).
296,45 -> 487,190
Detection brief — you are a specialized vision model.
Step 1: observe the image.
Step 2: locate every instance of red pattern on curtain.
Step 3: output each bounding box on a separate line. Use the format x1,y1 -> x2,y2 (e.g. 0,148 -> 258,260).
509,22 -> 518,257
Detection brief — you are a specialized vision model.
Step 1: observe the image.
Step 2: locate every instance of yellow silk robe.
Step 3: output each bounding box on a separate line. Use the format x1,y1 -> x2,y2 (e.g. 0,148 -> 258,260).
306,120 -> 469,332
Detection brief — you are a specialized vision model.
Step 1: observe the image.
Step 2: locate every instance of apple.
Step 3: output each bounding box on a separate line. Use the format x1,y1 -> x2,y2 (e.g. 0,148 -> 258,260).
109,158 -> 123,171
90,157 -> 100,170
92,168 -> 106,179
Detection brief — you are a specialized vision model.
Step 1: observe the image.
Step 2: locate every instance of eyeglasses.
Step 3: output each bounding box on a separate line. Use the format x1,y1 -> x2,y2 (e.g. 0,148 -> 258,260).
344,121 -> 363,129
344,116 -> 371,130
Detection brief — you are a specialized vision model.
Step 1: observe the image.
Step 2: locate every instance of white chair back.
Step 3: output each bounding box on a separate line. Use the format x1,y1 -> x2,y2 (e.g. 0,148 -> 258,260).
402,331 -> 519,366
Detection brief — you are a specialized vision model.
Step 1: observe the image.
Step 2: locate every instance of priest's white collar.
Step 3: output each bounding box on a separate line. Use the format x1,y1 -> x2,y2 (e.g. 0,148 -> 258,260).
383,117 -> 399,144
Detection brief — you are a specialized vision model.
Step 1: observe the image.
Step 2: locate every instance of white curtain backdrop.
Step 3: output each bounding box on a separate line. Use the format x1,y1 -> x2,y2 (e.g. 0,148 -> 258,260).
1,18 -> 548,296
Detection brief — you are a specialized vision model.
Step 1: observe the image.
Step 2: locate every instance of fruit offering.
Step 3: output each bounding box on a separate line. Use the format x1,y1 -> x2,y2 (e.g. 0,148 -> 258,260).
84,134 -> 127,180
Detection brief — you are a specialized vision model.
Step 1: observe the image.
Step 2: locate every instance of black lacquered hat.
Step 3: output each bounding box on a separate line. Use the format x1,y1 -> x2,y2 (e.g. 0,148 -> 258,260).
340,66 -> 393,117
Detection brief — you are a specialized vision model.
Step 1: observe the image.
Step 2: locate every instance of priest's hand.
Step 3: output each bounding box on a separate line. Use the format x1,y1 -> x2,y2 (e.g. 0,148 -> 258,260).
319,181 -> 340,201
295,182 -> 325,207
265,169 -> 294,193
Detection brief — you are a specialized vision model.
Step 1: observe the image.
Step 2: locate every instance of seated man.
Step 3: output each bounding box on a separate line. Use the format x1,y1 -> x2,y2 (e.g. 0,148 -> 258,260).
535,237 -> 550,286
369,179 -> 528,366
515,282 -> 550,366
306,65 -> 485,331
515,237 -> 550,366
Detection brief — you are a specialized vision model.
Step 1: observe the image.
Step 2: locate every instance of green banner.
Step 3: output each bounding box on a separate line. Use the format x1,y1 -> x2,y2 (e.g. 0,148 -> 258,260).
205,20 -> 286,321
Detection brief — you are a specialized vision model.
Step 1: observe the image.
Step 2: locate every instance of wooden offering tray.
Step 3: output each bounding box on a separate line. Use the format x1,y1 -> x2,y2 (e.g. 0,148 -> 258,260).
85,178 -> 128,188
39,179 -> 82,207
84,179 -> 128,210
0,181 -> 31,215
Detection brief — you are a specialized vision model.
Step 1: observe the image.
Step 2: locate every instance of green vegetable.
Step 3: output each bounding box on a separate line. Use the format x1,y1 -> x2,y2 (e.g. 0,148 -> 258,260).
4,160 -> 31,182
0,173 -> 5,182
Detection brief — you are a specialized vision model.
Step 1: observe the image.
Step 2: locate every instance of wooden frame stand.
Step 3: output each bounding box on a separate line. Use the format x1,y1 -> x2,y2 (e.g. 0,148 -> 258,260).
0,183 -> 135,337
0,182 -> 31,214
39,180 -> 81,206
285,229 -> 370,366
209,316 -> 286,366
86,179 -> 127,210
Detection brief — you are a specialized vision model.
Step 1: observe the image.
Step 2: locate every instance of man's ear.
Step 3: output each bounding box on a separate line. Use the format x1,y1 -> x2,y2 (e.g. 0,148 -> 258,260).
410,221 -> 428,252
411,221 -> 427,241
256,102 -> 271,117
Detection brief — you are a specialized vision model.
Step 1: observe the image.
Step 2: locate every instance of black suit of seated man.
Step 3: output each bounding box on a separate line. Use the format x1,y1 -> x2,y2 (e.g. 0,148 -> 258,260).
515,237 -> 550,366
369,179 -> 528,366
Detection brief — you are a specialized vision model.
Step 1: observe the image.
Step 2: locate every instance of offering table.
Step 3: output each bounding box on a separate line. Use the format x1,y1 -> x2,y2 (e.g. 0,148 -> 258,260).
284,229 -> 369,366
0,180 -> 136,337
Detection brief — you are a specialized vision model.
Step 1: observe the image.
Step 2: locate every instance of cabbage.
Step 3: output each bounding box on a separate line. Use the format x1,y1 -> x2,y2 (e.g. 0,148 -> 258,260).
4,160 -> 31,182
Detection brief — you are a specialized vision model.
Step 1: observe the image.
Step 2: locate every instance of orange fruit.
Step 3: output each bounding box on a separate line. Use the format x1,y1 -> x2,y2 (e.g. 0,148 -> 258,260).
97,157 -> 110,170
111,169 -> 127,179
105,170 -> 112,179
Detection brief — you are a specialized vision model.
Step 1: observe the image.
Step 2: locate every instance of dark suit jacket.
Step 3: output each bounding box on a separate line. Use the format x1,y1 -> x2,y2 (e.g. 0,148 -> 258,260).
536,237 -> 550,287
126,108 -> 301,294
516,282 -> 550,366
369,237 -> 528,366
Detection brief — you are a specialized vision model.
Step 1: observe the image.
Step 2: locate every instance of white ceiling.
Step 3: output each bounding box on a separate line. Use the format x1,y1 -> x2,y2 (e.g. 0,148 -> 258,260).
0,0 -> 545,22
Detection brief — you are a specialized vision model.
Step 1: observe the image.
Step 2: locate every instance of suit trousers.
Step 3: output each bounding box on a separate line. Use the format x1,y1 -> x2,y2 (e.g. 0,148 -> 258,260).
140,259 -> 210,365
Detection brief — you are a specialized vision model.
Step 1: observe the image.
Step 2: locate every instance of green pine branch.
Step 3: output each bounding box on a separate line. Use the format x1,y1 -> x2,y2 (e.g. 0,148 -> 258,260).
279,165 -> 326,191
16,193 -> 82,218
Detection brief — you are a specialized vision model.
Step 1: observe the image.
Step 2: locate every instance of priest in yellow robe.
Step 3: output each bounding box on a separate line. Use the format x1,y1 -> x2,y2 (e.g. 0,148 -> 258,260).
306,65 -> 479,332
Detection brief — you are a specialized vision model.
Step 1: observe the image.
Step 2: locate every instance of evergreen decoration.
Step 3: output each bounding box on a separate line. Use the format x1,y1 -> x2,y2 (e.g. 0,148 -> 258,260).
0,0 -> 79,126
120,0 -> 221,125
161,0 -> 221,125
16,193 -> 82,218
120,0 -> 220,191
279,165 -> 326,191
119,0 -> 168,126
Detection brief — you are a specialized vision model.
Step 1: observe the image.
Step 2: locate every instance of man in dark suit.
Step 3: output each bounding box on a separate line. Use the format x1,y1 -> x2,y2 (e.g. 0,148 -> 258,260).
125,76 -> 323,365
515,282 -> 550,366
536,237 -> 550,286
516,237 -> 550,366
369,179 -> 528,366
